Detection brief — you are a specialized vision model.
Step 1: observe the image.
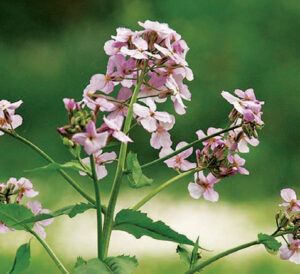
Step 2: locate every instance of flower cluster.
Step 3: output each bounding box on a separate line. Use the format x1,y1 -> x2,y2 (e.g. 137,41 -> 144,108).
152,89 -> 264,203
0,177 -> 53,238
57,20 -> 193,177
0,99 -> 23,135
276,188 -> 300,264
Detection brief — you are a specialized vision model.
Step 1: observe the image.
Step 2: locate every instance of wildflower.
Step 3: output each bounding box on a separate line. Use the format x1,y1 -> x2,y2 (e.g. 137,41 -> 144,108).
196,127 -> 224,150
163,142 -> 196,171
133,99 -> 172,132
279,234 -> 300,264
227,153 -> 249,175
72,121 -> 109,155
188,171 -> 220,202
80,150 -> 117,180
63,98 -> 79,111
150,116 -> 175,149
279,188 -> 300,213
102,116 -> 132,143
27,201 -> 54,239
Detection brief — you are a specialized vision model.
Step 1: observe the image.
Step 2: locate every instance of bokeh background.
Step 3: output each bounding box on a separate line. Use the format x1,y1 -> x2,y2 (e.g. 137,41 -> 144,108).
0,0 -> 299,273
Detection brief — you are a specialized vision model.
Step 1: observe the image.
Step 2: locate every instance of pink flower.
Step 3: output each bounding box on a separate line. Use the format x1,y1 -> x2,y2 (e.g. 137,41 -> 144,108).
150,116 -> 175,149
133,99 -> 173,132
227,153 -> 249,175
221,91 -> 263,124
84,93 -> 115,112
120,36 -> 160,60
63,98 -> 79,111
196,127 -> 224,150
0,99 -> 23,113
0,99 -> 23,136
102,116 -> 132,144
165,75 -> 191,115
107,87 -> 132,119
111,27 -> 134,43
15,177 -> 39,202
163,142 -> 196,171
72,121 -> 109,155
234,88 -> 264,105
188,171 -> 220,202
279,188 -> 300,212
27,201 -> 54,239
0,221 -> 14,234
279,234 -> 300,264
80,150 -> 117,180
231,125 -> 259,153
138,20 -> 175,39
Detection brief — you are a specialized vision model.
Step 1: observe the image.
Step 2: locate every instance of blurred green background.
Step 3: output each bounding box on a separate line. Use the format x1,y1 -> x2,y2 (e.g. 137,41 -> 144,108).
0,0 -> 299,273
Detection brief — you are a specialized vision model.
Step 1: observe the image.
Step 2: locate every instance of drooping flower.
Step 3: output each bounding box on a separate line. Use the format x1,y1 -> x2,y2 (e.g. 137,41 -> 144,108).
133,99 -> 173,132
72,120 -> 109,155
102,116 -> 132,143
188,171 -> 220,202
227,153 -> 249,175
279,188 -> 300,212
163,142 -> 196,171
279,234 -> 300,264
27,201 -> 54,239
80,150 -> 117,180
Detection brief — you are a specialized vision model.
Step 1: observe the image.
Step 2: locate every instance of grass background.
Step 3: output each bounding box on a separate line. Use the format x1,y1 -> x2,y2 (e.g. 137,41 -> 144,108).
0,0 -> 299,273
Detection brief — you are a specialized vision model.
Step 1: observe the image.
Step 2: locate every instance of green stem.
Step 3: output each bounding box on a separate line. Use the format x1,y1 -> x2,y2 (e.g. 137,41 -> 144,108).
90,155 -> 103,260
185,231 -> 290,274
141,124 -> 242,169
0,127 -> 108,214
27,227 -> 69,274
102,64 -> 148,258
132,168 -> 200,211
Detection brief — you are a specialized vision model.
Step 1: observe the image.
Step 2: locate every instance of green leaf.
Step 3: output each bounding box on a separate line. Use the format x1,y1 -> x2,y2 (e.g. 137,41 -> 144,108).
176,245 -> 192,266
74,256 -> 138,274
258,233 -> 282,254
0,204 -> 34,230
8,242 -> 31,274
13,203 -> 94,226
74,257 -> 86,268
190,237 -> 201,268
114,209 -> 194,246
125,152 -> 153,188
26,161 -> 89,173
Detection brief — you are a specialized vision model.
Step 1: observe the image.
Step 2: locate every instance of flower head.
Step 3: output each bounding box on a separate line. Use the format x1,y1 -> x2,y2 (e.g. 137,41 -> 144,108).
227,153 -> 249,175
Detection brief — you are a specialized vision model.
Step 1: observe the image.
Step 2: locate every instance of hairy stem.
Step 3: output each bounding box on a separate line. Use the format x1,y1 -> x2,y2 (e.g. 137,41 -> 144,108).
90,155 -> 103,259
102,64 -> 148,258
0,127 -> 108,213
141,124 -> 242,169
132,168 -> 201,211
27,227 -> 69,274
185,230 -> 290,274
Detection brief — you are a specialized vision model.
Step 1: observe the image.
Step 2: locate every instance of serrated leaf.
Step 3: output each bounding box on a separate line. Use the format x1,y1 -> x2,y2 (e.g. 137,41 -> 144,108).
258,233 -> 282,254
114,209 -> 194,246
13,203 -> 94,226
73,256 -> 138,274
26,161 -> 88,173
0,204 -> 34,230
8,242 -> 31,274
176,245 -> 192,266
125,152 -> 153,188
